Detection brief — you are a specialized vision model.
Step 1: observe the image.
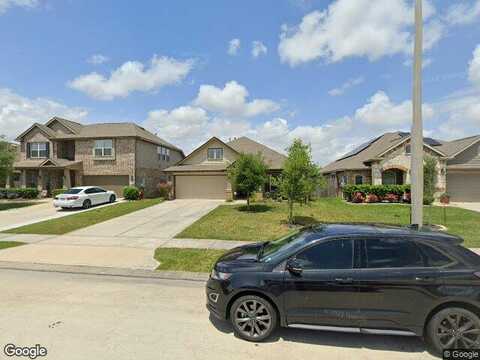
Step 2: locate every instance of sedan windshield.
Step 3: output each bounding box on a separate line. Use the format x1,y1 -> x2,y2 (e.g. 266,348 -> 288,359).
63,188 -> 83,194
260,230 -> 316,263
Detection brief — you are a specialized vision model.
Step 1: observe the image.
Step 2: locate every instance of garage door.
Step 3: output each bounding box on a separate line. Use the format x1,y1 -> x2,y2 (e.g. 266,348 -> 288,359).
175,175 -> 227,199
82,175 -> 129,196
447,171 -> 480,202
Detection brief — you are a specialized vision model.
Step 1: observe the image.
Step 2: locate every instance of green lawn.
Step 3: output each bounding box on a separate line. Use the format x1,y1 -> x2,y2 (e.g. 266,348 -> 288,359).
154,248 -> 225,272
4,198 -> 163,235
176,198 -> 480,248
0,202 -> 38,211
0,241 -> 25,250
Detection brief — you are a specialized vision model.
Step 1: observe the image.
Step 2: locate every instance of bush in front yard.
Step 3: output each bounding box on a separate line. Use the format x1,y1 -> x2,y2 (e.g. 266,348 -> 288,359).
0,188 -> 39,199
383,193 -> 400,203
157,182 -> 172,199
52,189 -> 66,198
365,194 -> 380,203
352,192 -> 365,203
123,186 -> 140,200
343,184 -> 410,202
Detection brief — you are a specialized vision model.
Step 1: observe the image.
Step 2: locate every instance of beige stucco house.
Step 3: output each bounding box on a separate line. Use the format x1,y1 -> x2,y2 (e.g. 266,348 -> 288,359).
322,132 -> 480,202
9,117 -> 184,196
164,136 -> 286,199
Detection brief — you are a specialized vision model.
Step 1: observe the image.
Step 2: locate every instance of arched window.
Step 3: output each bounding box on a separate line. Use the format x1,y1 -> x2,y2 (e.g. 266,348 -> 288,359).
355,175 -> 363,185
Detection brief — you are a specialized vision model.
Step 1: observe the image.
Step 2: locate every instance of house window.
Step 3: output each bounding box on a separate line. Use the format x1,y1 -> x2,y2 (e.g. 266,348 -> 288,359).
157,146 -> 170,162
29,142 -> 48,158
94,139 -> 113,157
340,175 -> 348,186
207,148 -> 223,161
355,175 -> 364,185
405,144 -> 411,154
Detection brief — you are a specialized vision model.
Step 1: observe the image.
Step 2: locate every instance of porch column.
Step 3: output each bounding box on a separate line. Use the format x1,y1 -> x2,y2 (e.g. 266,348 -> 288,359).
5,173 -> 10,189
371,164 -> 382,185
20,170 -> 27,189
37,169 -> 43,192
63,169 -> 71,189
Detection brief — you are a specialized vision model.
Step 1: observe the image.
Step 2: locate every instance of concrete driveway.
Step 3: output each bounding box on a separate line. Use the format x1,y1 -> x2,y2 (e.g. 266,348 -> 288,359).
450,202 -> 480,213
0,269 -> 436,360
0,199 -> 222,269
0,199 -> 121,232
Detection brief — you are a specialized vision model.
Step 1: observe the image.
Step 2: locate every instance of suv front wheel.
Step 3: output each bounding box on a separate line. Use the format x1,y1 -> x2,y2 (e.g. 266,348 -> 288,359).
426,307 -> 480,354
230,295 -> 277,342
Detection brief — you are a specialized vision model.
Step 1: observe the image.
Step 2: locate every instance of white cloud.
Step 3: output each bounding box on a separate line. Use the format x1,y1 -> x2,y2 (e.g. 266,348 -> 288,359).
355,91 -> 434,127
194,81 -> 279,118
87,54 -> 109,65
0,0 -> 37,14
228,38 -> 241,56
445,0 -> 480,25
252,41 -> 267,58
278,0 -> 440,66
328,76 -> 364,96
0,88 -> 87,140
469,45 -> 480,86
68,55 -> 194,100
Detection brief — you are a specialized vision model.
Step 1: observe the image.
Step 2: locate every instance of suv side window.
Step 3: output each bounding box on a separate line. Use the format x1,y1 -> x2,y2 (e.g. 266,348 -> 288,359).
416,242 -> 453,267
295,239 -> 354,270
365,238 -> 424,268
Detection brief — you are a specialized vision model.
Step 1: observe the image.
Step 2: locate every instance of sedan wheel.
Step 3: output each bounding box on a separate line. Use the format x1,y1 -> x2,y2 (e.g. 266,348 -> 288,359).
427,307 -> 480,354
230,295 -> 277,342
109,195 -> 116,203
82,200 -> 91,209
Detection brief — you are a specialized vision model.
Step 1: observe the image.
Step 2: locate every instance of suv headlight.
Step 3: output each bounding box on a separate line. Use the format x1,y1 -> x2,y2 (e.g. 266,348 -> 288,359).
211,269 -> 232,280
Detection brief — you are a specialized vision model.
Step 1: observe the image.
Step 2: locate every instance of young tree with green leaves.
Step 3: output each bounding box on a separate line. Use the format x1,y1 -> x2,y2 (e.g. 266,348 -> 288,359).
0,136 -> 15,187
227,152 -> 267,210
304,162 -> 326,203
423,156 -> 438,206
276,139 -> 311,224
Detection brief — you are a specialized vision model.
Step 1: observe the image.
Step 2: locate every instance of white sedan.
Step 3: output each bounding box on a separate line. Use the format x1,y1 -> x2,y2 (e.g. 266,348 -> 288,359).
53,186 -> 117,209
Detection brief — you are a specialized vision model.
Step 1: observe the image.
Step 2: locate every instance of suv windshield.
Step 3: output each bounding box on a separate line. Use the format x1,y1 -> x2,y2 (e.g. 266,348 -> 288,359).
260,230 -> 316,263
63,188 -> 83,194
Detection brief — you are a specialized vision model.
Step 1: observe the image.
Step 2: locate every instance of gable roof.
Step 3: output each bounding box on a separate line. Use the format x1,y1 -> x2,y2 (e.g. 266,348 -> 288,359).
436,135 -> 480,158
176,136 -> 238,166
227,136 -> 287,170
45,116 -> 84,134
321,132 -> 451,174
16,123 -> 58,141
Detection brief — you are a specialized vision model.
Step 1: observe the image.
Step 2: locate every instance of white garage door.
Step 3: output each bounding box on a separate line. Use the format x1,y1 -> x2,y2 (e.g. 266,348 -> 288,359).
447,171 -> 480,202
175,175 -> 227,199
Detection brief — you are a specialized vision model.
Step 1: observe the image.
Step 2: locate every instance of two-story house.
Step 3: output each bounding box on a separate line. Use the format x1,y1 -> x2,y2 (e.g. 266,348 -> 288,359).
9,117 -> 184,196
164,136 -> 286,199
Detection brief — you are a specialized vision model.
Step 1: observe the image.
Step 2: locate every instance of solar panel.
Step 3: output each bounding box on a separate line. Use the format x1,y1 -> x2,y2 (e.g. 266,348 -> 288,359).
337,136 -> 382,161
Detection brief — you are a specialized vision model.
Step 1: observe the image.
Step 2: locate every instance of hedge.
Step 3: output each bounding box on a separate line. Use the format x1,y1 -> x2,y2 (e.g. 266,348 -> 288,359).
343,184 -> 411,201
0,188 -> 39,199
123,186 -> 141,200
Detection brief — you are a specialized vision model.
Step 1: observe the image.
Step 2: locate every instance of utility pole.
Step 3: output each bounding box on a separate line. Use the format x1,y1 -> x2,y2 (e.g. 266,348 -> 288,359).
411,0 -> 424,227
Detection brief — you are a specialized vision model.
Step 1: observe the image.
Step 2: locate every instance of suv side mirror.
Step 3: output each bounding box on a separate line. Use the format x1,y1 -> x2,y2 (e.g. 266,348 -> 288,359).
286,258 -> 303,276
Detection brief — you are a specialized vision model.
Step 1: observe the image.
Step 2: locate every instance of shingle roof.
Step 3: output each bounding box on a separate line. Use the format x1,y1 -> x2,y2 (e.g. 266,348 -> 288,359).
164,163 -> 228,172
226,136 -> 287,170
322,132 -> 480,174
48,117 -> 84,134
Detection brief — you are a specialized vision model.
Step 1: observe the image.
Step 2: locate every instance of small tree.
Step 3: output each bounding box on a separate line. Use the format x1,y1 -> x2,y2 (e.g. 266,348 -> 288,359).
276,139 -> 311,224
0,136 -> 15,187
423,156 -> 438,206
227,153 -> 267,210
304,162 -> 326,203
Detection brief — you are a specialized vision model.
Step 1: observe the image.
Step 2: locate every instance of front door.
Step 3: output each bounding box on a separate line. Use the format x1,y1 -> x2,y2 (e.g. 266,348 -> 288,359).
283,239 -> 362,327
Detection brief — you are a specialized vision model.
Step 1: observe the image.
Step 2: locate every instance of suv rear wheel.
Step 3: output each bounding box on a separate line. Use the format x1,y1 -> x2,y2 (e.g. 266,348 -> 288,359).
230,295 -> 277,342
426,307 -> 480,354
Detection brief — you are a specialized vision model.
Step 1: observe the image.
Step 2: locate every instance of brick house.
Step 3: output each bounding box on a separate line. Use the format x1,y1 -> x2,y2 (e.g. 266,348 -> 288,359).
8,117 -> 184,196
322,132 -> 480,202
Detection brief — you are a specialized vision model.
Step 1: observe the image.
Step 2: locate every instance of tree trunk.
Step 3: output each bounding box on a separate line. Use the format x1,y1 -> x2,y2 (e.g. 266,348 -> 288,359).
288,199 -> 294,224
247,193 -> 250,211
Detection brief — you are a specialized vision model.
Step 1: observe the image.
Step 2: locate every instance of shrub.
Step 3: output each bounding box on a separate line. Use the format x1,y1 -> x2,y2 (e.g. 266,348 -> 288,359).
365,194 -> 379,203
383,193 -> 400,203
343,184 -> 410,201
52,189 -> 66,198
157,182 -> 172,199
0,187 -> 39,199
352,192 -> 365,203
123,186 -> 140,200
439,193 -> 450,205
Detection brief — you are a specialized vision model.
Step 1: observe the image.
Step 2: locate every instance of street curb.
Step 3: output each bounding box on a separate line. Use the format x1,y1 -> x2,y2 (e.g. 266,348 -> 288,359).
0,261 -> 209,282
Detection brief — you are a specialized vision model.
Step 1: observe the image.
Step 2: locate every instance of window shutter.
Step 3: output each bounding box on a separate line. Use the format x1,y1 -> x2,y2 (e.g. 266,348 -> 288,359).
46,142 -> 50,158
26,143 -> 31,158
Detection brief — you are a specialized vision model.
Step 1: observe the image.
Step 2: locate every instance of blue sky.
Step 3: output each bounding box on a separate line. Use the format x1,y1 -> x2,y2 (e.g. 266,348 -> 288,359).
0,0 -> 479,165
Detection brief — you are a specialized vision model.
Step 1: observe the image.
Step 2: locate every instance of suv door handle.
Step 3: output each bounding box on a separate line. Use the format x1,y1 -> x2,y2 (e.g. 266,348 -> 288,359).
335,278 -> 354,284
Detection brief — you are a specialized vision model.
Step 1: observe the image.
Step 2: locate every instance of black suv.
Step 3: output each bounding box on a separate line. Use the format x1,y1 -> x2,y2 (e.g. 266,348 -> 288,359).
206,224 -> 480,354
